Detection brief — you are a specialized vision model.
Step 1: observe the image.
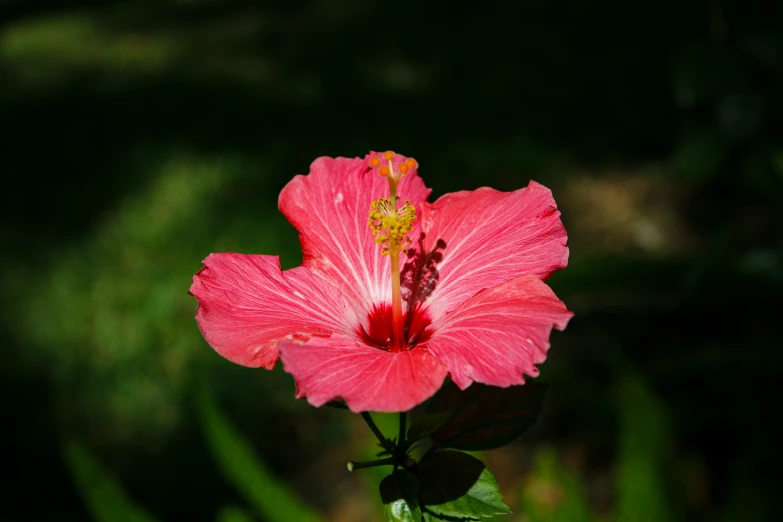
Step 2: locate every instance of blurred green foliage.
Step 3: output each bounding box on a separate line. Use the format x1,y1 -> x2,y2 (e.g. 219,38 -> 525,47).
64,392 -> 322,522
521,374 -> 675,522
615,375 -> 675,522
198,390 -> 323,522
3,0 -> 782,521
64,440 -> 159,522
521,449 -> 594,522
63,375 -> 681,522
216,507 -> 255,522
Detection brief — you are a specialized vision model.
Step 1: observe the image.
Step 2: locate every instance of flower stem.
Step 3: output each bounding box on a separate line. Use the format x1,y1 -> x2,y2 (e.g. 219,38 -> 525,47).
398,411 -> 407,449
361,411 -> 390,447
347,457 -> 396,472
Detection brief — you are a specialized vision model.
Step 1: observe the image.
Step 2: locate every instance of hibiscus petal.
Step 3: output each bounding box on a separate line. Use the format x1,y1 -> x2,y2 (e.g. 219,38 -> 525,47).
189,253 -> 356,369
413,181 -> 568,319
278,155 -> 431,316
278,335 -> 448,412
427,274 -> 572,389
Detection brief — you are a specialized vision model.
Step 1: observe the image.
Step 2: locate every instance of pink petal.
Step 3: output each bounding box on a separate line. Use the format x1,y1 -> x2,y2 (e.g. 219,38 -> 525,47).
278,155 -> 431,315
413,181 -> 568,319
278,335 -> 448,412
189,253 -> 356,369
427,274 -> 573,389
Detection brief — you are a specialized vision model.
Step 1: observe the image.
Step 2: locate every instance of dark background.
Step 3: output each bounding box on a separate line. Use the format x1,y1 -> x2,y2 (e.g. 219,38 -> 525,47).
3,1 -> 781,521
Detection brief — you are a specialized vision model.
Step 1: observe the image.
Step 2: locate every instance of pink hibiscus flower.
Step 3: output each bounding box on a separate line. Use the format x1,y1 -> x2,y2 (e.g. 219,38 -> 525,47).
189,151 -> 572,413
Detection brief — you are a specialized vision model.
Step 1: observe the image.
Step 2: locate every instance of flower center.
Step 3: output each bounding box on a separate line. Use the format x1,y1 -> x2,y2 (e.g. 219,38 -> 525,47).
367,151 -> 419,351
358,303 -> 433,351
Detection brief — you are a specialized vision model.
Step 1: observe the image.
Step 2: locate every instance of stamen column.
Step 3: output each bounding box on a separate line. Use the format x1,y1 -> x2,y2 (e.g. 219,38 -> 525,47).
367,151 -> 419,352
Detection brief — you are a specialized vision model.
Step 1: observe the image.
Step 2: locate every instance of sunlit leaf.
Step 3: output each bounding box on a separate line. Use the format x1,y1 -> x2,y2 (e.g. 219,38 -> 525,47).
417,451 -> 510,520
380,470 -> 423,522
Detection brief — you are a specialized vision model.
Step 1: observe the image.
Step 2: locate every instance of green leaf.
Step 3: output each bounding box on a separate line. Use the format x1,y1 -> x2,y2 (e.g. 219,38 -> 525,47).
63,440 -> 159,522
418,451 -> 510,520
407,412 -> 452,444
425,379 -> 468,413
380,470 -> 423,522
198,390 -> 323,522
429,382 -> 546,451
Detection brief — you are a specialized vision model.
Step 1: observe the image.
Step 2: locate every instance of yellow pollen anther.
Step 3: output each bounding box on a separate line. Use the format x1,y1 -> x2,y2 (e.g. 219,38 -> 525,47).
368,198 -> 416,256
369,157 -> 381,167
383,151 -> 395,160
